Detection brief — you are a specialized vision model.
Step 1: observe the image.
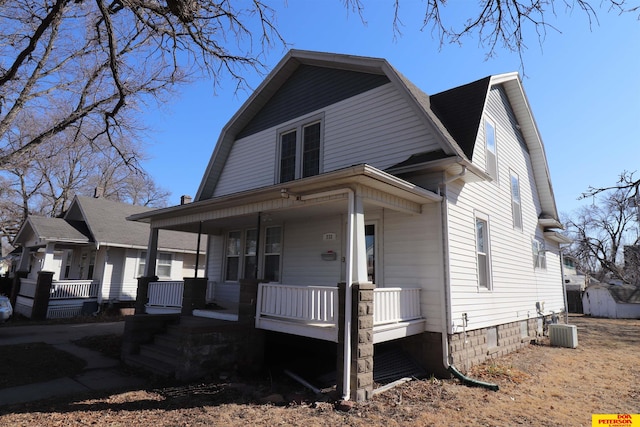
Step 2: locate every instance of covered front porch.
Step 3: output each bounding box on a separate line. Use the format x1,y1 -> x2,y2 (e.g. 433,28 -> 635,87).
127,164 -> 442,401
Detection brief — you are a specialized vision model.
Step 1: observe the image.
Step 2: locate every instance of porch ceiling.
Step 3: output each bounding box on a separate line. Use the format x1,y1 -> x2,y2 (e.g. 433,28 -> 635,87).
129,164 -> 441,234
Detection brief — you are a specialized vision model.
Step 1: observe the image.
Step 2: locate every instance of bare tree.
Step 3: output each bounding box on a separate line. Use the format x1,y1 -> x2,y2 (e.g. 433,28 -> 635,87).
346,0 -> 639,62
0,0 -> 285,170
564,183 -> 640,283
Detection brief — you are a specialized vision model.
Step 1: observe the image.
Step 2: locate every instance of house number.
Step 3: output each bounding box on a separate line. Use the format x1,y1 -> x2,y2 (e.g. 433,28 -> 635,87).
323,233 -> 336,241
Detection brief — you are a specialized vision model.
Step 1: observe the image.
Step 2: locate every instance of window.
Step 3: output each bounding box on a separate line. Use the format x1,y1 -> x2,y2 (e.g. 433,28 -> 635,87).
244,229 -> 258,280
224,226 -> 282,282
475,215 -> 492,289
532,239 -> 546,269
138,251 -> 172,278
137,252 -> 146,277
157,253 -> 172,278
510,172 -> 522,229
484,118 -> 498,181
87,250 -> 96,279
63,250 -> 73,279
225,231 -> 242,281
365,224 -> 376,283
278,119 -> 322,183
263,226 -> 282,282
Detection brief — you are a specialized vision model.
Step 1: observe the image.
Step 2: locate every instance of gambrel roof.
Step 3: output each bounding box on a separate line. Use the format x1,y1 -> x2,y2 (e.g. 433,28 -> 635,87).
195,50 -> 560,222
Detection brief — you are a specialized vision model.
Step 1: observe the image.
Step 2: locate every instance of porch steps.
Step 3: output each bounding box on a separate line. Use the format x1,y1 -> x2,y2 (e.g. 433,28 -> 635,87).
128,315 -> 234,379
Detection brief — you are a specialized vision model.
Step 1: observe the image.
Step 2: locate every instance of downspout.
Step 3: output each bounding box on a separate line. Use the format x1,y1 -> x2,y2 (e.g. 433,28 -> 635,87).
439,172 -> 499,392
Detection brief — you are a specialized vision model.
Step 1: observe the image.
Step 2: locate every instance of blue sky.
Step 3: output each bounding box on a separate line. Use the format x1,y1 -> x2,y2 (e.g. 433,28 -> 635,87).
140,2 -> 640,217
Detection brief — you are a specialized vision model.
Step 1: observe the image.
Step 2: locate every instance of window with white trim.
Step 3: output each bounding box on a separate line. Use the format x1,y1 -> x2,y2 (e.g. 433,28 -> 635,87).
484,118 -> 498,181
263,226 -> 282,282
156,253 -> 172,278
137,251 -> 172,278
223,226 -> 282,282
475,214 -> 492,290
510,171 -> 522,229
532,239 -> 546,269
277,119 -> 322,183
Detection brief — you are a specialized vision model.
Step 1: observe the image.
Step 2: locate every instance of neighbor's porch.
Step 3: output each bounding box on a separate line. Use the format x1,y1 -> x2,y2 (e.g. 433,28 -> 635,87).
14,275 -> 99,319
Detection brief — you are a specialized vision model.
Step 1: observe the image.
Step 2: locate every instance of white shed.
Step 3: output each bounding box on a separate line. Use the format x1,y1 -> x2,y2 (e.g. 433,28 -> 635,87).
582,284 -> 640,319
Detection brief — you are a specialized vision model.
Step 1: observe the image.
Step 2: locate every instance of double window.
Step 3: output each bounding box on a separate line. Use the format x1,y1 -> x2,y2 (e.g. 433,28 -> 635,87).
278,119 -> 322,183
137,251 -> 172,278
484,118 -> 498,181
225,226 -> 282,282
475,214 -> 492,290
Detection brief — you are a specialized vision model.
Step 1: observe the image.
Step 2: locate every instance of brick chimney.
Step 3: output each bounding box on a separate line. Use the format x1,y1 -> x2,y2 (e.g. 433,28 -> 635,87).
94,187 -> 104,198
180,195 -> 192,205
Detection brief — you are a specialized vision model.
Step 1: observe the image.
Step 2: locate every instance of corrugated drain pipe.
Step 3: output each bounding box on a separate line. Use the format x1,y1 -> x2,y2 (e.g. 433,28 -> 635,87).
439,168 -> 499,392
448,365 -> 499,391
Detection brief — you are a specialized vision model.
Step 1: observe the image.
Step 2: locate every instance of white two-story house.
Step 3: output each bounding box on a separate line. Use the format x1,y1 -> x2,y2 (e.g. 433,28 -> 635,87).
126,50 -> 569,401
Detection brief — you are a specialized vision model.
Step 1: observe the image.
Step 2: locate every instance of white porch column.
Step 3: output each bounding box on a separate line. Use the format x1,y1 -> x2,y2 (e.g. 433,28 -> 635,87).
41,242 -> 57,273
145,227 -> 159,277
351,192 -> 369,284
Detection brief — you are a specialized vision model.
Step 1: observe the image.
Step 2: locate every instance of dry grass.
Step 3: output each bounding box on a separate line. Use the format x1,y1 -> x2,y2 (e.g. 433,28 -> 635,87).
1,315 -> 638,426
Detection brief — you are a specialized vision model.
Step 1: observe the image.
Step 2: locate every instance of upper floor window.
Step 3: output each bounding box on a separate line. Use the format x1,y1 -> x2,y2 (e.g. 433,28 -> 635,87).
484,118 -> 498,181
510,171 -> 522,229
278,119 -> 322,183
532,239 -> 546,269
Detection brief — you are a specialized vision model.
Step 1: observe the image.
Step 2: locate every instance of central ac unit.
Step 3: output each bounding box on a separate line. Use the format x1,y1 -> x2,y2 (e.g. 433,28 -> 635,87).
549,324 -> 578,348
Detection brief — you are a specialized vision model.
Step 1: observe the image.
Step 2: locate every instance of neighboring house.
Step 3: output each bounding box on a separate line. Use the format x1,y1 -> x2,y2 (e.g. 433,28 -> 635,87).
124,50 -> 569,401
583,284 -> 640,319
563,255 -> 587,313
12,195 -> 205,319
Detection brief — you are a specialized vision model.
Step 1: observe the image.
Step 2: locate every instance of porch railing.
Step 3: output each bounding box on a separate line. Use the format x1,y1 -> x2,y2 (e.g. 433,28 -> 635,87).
50,280 -> 99,299
256,284 -> 338,325
147,281 -> 184,308
373,287 -> 422,326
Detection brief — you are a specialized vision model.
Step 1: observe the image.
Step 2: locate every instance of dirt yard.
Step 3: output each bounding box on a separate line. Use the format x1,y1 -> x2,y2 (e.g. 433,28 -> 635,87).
1,315 -> 638,426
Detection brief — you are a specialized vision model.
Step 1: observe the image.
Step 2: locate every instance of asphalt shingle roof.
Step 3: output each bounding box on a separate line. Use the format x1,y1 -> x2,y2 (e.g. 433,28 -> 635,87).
72,196 -> 201,252
27,216 -> 91,244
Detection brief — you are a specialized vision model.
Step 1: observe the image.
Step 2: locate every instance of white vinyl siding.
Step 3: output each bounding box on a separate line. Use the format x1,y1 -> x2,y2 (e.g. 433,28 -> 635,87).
445,85 -> 564,331
382,206 -> 444,332
213,83 -> 441,197
281,216 -> 343,286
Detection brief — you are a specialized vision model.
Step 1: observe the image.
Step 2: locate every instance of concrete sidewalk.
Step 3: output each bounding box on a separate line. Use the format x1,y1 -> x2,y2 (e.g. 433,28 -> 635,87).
0,322 -> 149,407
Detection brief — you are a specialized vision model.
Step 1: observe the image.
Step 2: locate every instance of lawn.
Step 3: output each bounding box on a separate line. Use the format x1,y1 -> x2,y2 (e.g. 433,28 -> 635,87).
0,315 -> 638,426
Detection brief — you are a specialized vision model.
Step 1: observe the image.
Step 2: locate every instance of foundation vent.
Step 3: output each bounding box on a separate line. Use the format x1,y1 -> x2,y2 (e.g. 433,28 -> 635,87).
549,324 -> 578,348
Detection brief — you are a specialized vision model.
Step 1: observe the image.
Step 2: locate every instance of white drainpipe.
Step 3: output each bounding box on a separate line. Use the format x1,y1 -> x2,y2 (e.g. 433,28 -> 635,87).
299,187 -> 356,401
